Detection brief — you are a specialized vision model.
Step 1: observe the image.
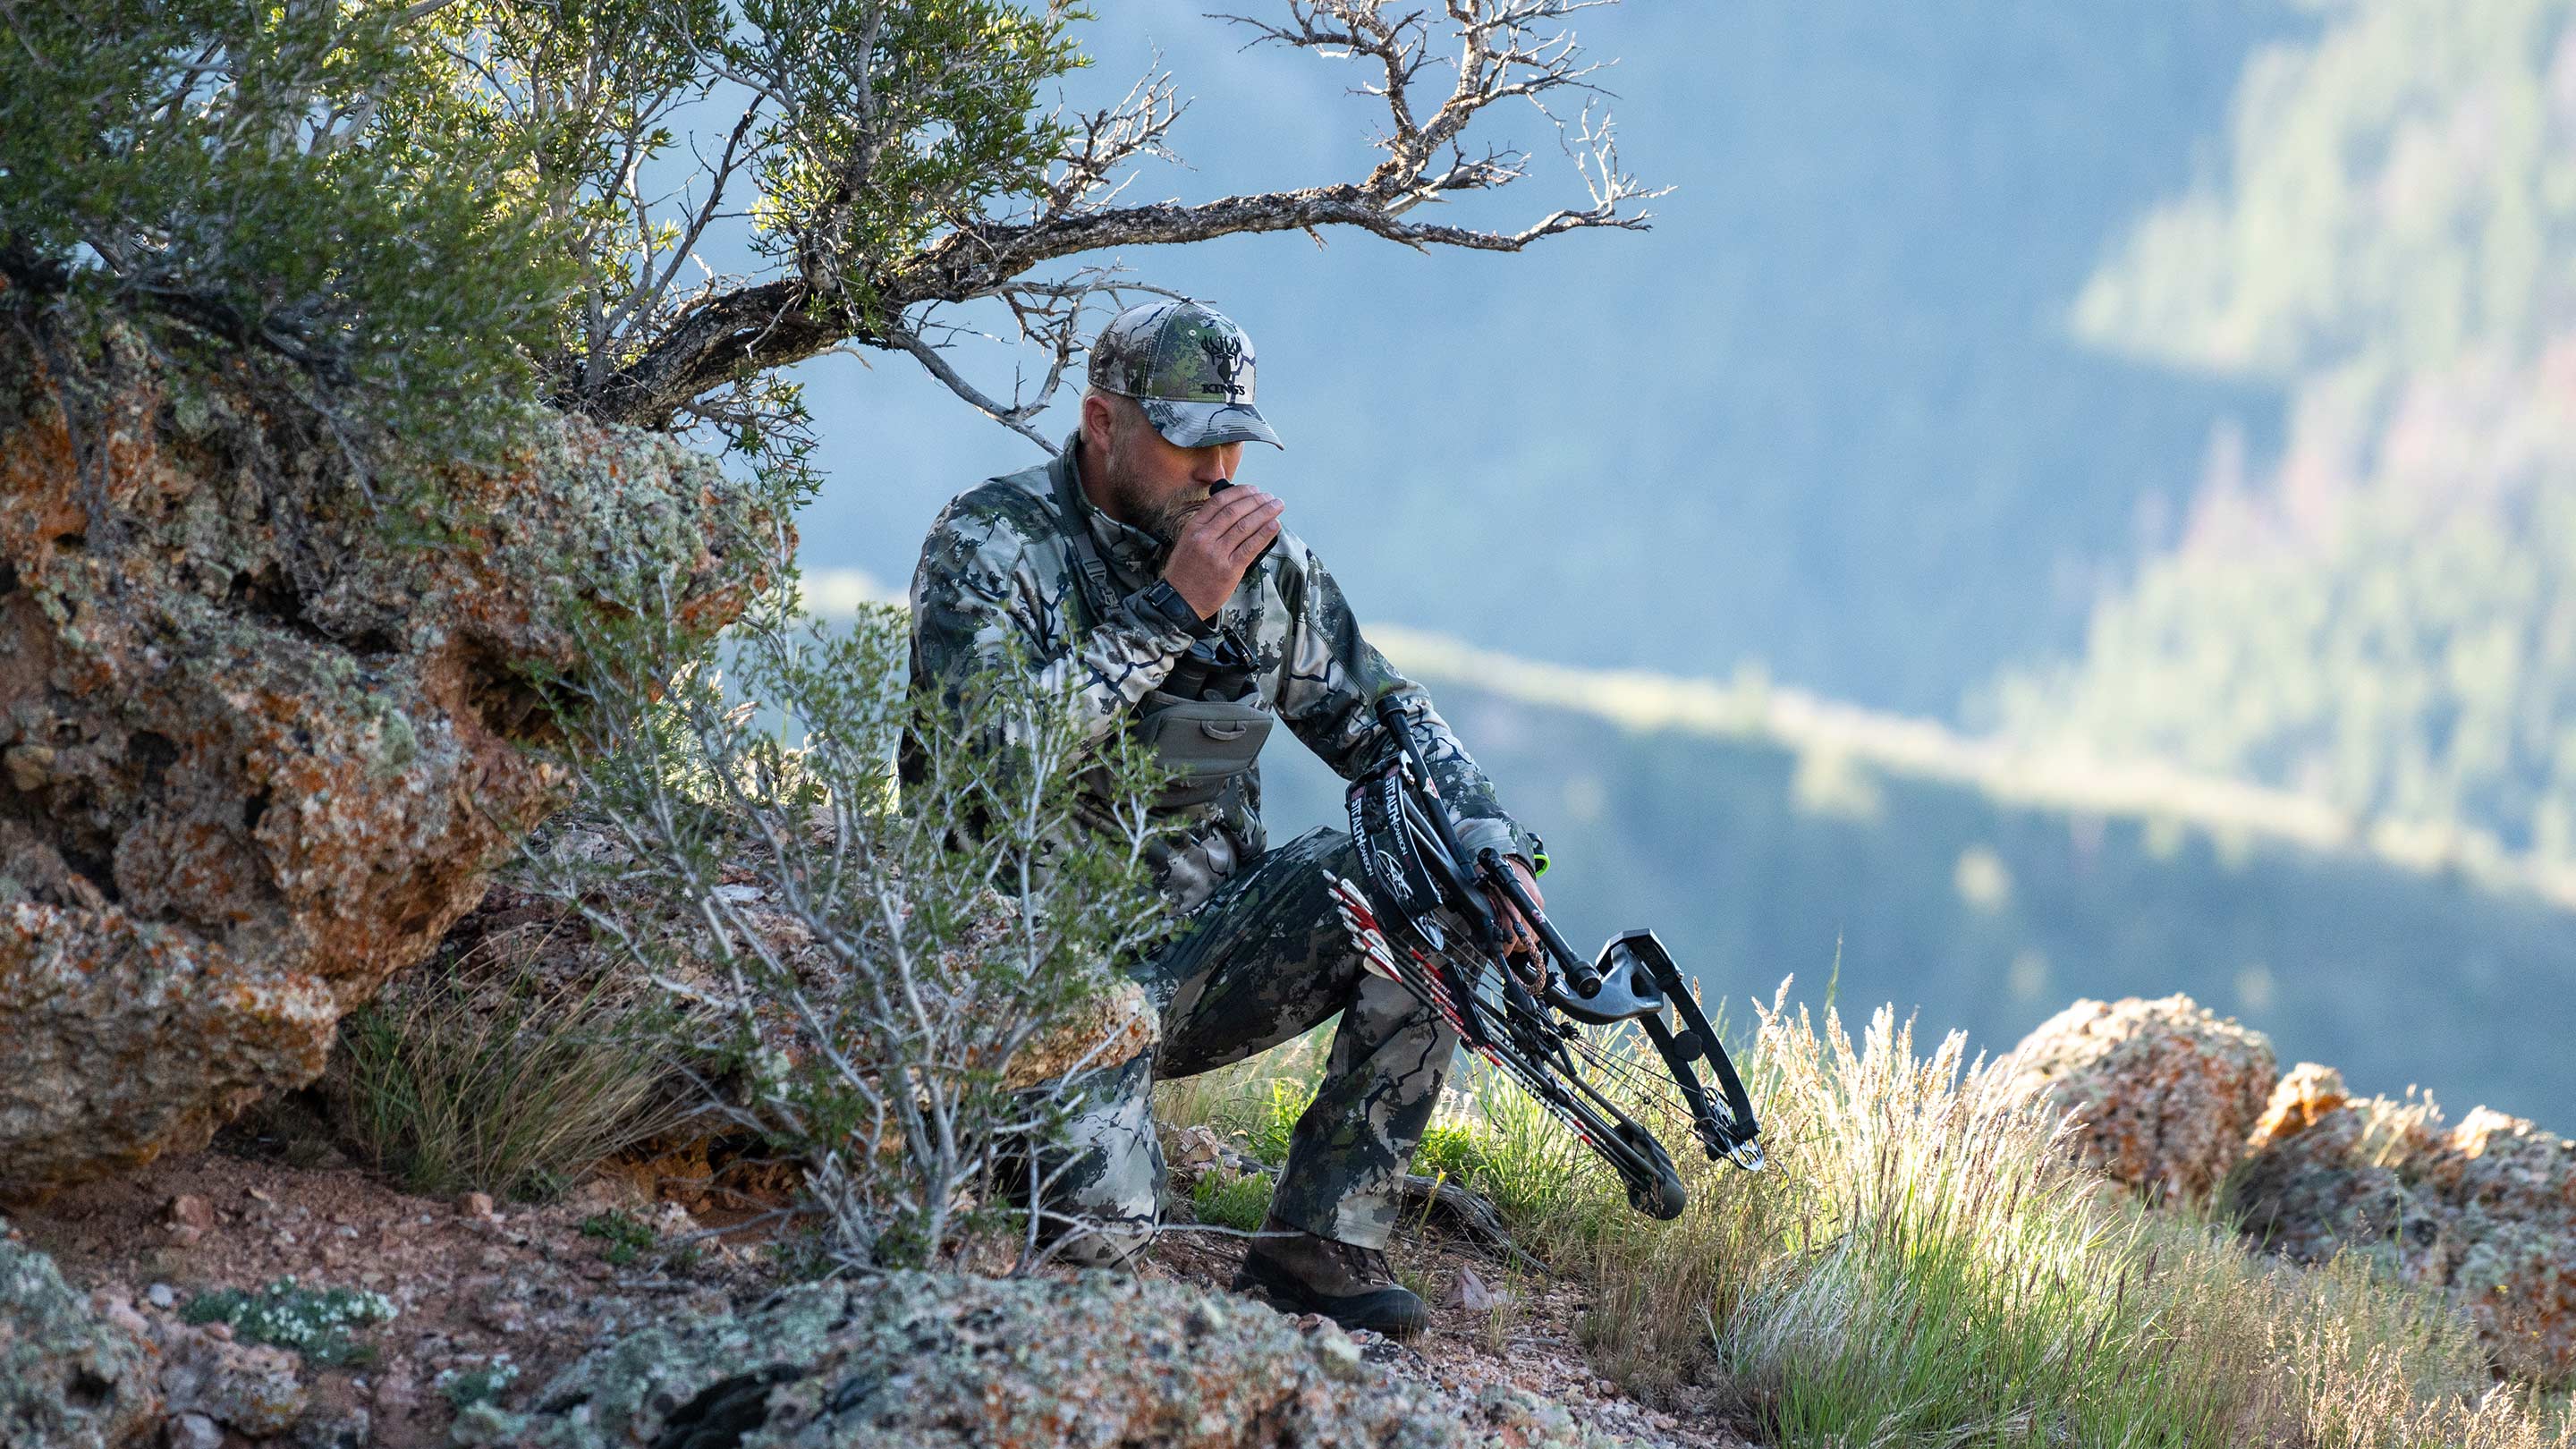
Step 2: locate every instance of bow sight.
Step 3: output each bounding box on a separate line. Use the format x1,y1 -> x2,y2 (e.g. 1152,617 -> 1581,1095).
1335,697 -> 1766,1220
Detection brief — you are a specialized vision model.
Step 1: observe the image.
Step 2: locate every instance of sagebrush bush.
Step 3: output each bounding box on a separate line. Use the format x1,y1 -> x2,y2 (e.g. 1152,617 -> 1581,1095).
531,601 -> 1172,1271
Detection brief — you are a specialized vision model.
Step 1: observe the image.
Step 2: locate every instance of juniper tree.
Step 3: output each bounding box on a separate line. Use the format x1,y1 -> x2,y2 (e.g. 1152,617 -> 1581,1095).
1,0 -> 1658,481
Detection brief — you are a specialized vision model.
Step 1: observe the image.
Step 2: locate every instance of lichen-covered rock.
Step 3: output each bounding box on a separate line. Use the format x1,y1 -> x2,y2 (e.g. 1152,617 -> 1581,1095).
0,1217 -> 158,1448
2233,1092 -> 2576,1384
0,309 -> 772,1193
139,1308 -> 309,1439
462,1271 -> 1633,1448
1994,995 -> 2277,1200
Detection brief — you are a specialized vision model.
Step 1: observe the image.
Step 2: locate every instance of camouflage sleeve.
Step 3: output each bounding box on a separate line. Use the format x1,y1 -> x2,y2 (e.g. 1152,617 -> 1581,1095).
909,496 -> 1196,744
1271,538 -> 1542,867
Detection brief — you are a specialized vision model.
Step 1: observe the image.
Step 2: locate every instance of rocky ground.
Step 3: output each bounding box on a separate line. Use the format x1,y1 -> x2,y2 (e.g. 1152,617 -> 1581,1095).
7,1117 -> 1750,1449
1141,1212 -> 1745,1449
13,1147 -> 736,1447
17,986 -> 2575,1445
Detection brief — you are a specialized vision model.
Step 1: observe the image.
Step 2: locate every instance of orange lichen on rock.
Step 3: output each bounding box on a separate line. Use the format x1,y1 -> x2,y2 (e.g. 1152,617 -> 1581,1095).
0,318 -> 772,1195
2249,1061 -> 2351,1152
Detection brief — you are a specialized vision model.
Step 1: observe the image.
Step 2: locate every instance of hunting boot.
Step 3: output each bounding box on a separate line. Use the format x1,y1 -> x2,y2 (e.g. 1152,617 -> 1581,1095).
1233,1212 -> 1428,1340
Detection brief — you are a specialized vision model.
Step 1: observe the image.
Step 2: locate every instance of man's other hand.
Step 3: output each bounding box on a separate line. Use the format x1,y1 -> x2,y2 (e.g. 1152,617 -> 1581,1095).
1485,856 -> 1547,983
1164,486 -> 1284,618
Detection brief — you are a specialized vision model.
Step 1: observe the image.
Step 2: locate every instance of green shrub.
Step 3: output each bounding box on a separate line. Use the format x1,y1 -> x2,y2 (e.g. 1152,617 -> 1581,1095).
1409,1123 -> 1492,1186
0,0 -> 572,473
438,1357 -> 521,1411
578,1210 -> 658,1267
1190,1172 -> 1275,1233
1445,1062 -> 1599,1234
181,1277 -> 395,1368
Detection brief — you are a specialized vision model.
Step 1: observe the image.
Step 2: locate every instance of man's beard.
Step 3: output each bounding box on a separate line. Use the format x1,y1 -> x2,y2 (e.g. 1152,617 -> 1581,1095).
1129,490 -> 1204,550
1102,433 -> 1206,549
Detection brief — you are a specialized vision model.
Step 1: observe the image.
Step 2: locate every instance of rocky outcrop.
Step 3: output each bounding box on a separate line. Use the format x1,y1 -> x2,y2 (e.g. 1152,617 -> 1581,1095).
2233,1089 -> 2576,1384
1995,995 -> 2277,1200
461,1271 -> 1632,1448
0,310 -> 771,1194
1996,1000 -> 2575,1383
0,1217 -> 157,1449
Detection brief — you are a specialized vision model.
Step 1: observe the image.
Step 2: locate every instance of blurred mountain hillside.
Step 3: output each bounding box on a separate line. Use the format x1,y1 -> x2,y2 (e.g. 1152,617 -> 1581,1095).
797,0 -> 2298,716
1258,629 -> 2576,1123
1996,0 -> 2576,860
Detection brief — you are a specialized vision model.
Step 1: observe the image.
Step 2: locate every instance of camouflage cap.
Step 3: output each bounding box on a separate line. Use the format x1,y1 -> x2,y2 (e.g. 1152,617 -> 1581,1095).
1087,300 -> 1284,450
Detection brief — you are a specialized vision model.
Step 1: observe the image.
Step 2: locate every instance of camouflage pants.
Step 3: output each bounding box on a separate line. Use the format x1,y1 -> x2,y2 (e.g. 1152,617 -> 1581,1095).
1046,827 -> 1459,1259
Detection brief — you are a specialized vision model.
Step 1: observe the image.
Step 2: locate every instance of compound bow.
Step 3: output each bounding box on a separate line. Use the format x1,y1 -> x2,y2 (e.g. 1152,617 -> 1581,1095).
1331,696 -> 1766,1220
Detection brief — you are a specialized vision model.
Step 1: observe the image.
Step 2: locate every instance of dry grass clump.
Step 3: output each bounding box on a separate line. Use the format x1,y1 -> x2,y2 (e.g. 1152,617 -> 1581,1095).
1645,999 -> 2576,1445
1171,987 -> 2576,1446
327,931 -> 696,1201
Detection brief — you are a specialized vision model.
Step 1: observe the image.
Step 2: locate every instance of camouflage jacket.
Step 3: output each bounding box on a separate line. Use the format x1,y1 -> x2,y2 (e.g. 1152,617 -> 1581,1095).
907,437 -> 1537,911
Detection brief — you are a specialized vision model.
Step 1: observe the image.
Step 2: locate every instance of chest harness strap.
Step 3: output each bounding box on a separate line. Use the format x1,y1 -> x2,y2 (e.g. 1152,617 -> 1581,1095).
1051,457 -> 1273,811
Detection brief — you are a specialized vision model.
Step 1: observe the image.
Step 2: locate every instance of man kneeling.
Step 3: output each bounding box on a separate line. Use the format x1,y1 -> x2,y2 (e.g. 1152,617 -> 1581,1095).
903,301 -> 1546,1339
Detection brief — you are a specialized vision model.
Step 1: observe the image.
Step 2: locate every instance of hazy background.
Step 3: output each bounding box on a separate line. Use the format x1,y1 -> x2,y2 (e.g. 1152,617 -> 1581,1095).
781,1 -> 2576,1121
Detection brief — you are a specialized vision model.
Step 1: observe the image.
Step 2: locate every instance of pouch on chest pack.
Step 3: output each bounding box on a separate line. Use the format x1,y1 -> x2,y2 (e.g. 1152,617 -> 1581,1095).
1123,637 -> 1274,903
1047,462 -> 1275,814
1131,676 -> 1273,809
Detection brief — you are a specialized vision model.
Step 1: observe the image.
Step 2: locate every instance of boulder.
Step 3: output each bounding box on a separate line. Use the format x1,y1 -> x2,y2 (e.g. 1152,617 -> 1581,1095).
0,310 -> 770,1193
135,1304 -> 310,1441
1994,995 -> 2277,1200
0,1217 -> 158,1449
461,1271 -> 1631,1448
2233,1091 -> 2576,1384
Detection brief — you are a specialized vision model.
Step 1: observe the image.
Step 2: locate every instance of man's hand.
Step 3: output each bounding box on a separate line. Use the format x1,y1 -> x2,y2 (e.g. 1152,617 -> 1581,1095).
1164,485 -> 1284,618
1484,856 -> 1547,984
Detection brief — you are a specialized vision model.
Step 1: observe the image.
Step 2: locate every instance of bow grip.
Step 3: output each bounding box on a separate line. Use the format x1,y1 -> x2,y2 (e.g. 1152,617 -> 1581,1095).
1478,847 -> 1599,996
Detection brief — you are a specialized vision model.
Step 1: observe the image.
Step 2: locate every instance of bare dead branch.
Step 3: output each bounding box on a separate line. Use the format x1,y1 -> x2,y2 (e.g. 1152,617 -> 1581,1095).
589,172 -> 1650,427
1038,61 -> 1185,225
573,0 -> 1656,431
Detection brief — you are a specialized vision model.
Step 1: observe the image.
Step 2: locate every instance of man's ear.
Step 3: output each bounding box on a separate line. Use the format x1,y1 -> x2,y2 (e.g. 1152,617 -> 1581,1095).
1079,392 -> 1117,454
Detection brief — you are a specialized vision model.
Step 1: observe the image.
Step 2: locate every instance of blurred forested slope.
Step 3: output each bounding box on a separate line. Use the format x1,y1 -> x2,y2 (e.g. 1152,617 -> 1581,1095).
1261,635 -> 2576,1123
800,0 -> 2294,716
1996,0 -> 2576,860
